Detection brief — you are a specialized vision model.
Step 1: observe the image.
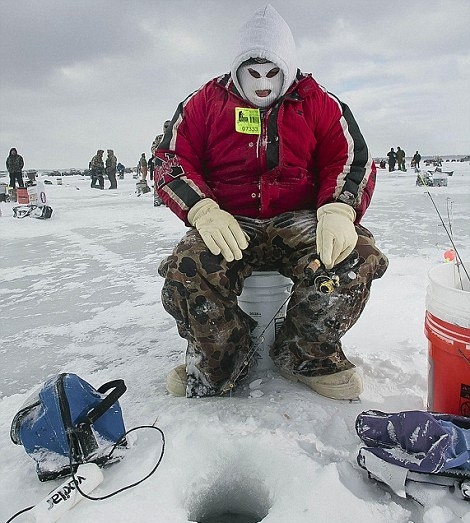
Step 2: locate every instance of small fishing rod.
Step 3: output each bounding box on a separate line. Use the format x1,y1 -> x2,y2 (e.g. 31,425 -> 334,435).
417,171 -> 469,285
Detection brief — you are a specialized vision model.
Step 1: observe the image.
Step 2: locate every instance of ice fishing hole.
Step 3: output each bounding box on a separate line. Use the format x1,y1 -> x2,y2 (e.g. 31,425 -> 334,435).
187,473 -> 270,523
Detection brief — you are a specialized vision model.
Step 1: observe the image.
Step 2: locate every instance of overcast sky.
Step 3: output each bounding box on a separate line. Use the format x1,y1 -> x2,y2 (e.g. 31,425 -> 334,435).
1,0 -> 469,169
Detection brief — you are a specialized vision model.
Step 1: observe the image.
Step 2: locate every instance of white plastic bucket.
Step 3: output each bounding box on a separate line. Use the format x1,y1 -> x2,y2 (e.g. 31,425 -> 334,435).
27,184 -> 38,204
425,262 -> 470,416
27,182 -> 48,206
425,262 -> 470,325
238,271 -> 292,370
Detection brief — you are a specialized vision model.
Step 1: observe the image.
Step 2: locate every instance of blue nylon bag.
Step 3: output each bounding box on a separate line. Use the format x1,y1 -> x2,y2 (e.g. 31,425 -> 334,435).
10,373 -> 127,481
356,410 -> 470,474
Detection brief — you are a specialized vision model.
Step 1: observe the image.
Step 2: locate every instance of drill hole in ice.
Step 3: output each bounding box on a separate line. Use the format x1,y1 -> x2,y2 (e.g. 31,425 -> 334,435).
186,470 -> 270,523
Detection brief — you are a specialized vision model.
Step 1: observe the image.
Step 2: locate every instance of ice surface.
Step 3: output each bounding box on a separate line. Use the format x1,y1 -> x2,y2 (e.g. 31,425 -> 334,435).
1,163 -> 469,522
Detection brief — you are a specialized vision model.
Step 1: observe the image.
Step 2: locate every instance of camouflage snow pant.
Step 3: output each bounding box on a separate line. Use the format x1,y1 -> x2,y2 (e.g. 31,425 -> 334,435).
158,210 -> 389,397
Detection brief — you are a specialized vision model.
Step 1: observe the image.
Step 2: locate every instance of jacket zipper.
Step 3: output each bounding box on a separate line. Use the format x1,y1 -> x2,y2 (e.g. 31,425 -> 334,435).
257,108 -> 271,213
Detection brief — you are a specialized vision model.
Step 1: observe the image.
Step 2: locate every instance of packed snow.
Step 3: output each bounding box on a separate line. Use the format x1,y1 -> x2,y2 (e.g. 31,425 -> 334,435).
1,162 -> 469,523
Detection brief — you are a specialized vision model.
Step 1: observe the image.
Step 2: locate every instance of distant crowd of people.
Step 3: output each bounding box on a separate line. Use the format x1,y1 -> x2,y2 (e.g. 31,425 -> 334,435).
3,139 -> 168,207
7,126 -> 172,195
86,120 -> 171,200
5,139 -> 169,197
381,147 -> 421,172
386,147 -> 406,172
89,149 -> 119,190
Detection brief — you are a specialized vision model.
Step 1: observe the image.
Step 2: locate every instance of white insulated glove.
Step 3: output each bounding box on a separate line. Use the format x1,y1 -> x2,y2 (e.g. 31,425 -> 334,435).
188,198 -> 249,262
316,202 -> 357,270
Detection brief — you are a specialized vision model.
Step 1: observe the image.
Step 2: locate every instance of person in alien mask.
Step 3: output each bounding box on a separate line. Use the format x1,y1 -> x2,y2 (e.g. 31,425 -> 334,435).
154,5 -> 388,399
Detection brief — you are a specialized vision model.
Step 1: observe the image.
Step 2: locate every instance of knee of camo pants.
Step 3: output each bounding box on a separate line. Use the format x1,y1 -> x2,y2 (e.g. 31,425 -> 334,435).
158,231 -> 256,396
272,226 -> 388,375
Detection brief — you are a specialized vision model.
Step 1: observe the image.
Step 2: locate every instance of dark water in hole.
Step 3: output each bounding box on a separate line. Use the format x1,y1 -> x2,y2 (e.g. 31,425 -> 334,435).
198,513 -> 262,523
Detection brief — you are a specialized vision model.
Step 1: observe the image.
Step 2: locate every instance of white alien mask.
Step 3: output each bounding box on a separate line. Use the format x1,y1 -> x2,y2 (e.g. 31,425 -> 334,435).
237,61 -> 284,108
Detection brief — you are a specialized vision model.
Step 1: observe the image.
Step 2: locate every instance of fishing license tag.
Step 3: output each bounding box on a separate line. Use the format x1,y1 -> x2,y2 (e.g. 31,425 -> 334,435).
235,108 -> 261,135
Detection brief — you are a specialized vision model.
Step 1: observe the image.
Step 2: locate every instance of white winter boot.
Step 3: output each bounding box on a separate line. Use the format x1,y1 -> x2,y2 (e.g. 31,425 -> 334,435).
166,364 -> 187,397
280,368 -> 363,400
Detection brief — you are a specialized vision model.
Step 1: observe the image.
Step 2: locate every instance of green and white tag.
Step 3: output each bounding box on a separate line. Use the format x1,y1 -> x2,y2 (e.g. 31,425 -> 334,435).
235,108 -> 261,135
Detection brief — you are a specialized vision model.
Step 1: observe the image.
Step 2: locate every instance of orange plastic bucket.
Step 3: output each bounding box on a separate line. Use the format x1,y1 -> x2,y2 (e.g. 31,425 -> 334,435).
425,312 -> 470,415
16,188 -> 29,204
425,262 -> 470,416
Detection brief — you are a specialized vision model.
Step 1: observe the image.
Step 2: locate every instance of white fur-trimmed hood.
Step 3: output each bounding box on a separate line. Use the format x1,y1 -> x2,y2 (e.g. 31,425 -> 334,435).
231,4 -> 297,100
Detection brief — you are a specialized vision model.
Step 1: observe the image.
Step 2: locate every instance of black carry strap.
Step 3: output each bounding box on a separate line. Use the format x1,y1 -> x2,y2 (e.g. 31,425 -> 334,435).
13,205 -> 33,218
84,380 -> 127,425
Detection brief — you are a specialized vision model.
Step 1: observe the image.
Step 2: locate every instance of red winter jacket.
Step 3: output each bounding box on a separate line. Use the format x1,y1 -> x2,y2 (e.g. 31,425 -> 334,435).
154,72 -> 376,224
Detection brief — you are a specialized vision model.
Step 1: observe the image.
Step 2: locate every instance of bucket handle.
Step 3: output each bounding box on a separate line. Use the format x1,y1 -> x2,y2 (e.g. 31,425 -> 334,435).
458,349 -> 470,366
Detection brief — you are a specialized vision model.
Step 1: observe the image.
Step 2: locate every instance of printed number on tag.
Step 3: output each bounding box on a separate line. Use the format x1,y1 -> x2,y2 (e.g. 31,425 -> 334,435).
235,108 -> 261,135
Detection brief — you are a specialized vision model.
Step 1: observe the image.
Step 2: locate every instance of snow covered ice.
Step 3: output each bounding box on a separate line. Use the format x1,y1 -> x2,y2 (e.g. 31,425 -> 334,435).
1,163 -> 469,523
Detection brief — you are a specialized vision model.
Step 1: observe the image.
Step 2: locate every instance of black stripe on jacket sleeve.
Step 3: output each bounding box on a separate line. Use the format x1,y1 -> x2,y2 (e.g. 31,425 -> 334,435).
166,178 -> 202,209
337,101 -> 369,203
158,100 -> 185,151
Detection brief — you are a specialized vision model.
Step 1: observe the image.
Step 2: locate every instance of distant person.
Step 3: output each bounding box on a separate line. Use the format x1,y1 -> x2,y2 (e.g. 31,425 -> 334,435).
396,147 -> 406,171
151,145 -> 165,206
117,162 -> 125,179
138,153 -> 148,181
6,148 -> 24,189
151,121 -> 171,206
386,148 -> 396,172
90,149 -> 105,189
148,155 -> 154,181
135,153 -> 151,196
106,149 -> 118,189
151,120 -> 172,155
412,151 -> 421,169
150,121 -> 169,181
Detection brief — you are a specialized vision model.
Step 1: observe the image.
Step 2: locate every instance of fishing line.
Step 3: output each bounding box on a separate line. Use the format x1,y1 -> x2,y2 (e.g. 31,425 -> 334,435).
446,197 -> 464,290
223,286 -> 295,394
423,186 -> 469,283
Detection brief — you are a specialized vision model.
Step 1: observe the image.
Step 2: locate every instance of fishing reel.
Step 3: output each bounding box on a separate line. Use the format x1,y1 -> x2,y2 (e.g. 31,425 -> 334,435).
304,258 -> 339,294
315,273 -> 340,294
304,252 -> 359,294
